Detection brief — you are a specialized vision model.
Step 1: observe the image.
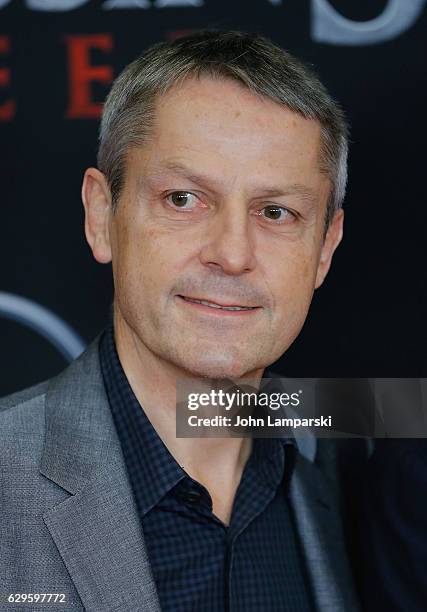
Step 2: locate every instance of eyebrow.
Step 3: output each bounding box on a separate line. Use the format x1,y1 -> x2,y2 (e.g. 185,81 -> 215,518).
148,160 -> 319,205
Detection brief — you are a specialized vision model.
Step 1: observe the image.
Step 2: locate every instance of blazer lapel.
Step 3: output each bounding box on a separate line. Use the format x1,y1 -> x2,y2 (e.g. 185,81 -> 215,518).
290,441 -> 361,612
40,337 -> 161,612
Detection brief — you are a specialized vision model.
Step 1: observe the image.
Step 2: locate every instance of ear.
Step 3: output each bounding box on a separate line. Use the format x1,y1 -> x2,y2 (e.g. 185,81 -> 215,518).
315,208 -> 344,289
81,167 -> 112,264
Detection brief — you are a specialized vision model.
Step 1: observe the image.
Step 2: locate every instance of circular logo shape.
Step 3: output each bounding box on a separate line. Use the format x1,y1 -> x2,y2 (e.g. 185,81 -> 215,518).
0,292 -> 86,362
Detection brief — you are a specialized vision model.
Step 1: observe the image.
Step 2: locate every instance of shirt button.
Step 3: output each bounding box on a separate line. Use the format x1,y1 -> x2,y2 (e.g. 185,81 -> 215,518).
185,490 -> 202,503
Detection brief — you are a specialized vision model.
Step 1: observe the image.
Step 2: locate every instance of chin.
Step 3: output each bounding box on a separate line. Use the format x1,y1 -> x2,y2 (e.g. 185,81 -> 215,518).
176,352 -> 258,381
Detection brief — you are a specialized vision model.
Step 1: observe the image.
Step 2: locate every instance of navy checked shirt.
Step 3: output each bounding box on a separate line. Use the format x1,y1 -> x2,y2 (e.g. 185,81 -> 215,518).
99,324 -> 313,611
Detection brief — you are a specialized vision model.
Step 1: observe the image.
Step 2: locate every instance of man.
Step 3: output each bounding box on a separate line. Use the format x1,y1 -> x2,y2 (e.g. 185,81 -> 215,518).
0,31 -> 360,611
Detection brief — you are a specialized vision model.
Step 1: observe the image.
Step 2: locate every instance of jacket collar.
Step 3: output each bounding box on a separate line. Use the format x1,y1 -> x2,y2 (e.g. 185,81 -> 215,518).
40,334 -> 162,612
263,367 -> 317,463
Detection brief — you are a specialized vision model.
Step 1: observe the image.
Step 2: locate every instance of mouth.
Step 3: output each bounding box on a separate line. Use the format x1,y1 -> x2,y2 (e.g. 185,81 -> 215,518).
176,295 -> 261,315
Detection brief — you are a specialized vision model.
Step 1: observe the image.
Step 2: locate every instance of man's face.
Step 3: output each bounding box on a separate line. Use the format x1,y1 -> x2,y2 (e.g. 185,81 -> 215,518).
87,76 -> 343,379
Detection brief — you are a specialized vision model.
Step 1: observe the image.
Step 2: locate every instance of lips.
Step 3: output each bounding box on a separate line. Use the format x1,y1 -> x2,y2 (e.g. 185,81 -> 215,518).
178,295 -> 259,311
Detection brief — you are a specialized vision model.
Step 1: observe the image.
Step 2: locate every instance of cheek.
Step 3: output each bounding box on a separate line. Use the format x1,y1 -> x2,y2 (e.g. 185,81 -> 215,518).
266,247 -> 320,333
274,249 -> 318,299
114,221 -> 191,298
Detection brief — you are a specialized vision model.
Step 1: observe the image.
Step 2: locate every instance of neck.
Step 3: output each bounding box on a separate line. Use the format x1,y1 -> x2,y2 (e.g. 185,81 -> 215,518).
113,308 -> 265,485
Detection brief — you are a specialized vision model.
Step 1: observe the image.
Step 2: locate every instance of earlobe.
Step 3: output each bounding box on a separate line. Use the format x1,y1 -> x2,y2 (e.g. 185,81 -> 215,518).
315,208 -> 344,289
81,168 -> 113,264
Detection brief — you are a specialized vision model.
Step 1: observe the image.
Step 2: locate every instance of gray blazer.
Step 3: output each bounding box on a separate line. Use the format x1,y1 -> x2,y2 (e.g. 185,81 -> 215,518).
0,337 -> 360,611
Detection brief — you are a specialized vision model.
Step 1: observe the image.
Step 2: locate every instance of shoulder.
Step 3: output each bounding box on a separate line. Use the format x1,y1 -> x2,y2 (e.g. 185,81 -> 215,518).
0,378 -> 70,527
0,379 -> 49,435
0,379 -> 49,410
0,380 -> 52,477
0,332 -> 104,430
0,334 -> 105,464
0,383 -> 50,511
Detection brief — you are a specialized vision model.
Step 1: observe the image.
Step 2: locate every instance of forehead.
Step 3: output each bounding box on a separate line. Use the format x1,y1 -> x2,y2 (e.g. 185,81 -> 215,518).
129,76 -> 325,193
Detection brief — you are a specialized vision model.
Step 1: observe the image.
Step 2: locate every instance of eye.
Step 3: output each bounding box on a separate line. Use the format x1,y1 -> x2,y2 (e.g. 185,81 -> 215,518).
166,191 -> 199,209
259,205 -> 296,223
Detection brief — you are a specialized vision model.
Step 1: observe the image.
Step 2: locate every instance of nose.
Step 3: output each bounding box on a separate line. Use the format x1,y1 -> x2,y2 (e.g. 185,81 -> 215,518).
199,203 -> 257,275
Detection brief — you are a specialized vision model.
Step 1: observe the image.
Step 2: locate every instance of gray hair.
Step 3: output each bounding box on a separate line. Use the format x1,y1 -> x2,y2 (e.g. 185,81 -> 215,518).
98,30 -> 349,228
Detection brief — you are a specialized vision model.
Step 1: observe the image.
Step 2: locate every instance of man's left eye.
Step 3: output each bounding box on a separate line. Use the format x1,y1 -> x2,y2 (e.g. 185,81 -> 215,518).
166,191 -> 198,209
260,205 -> 295,222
